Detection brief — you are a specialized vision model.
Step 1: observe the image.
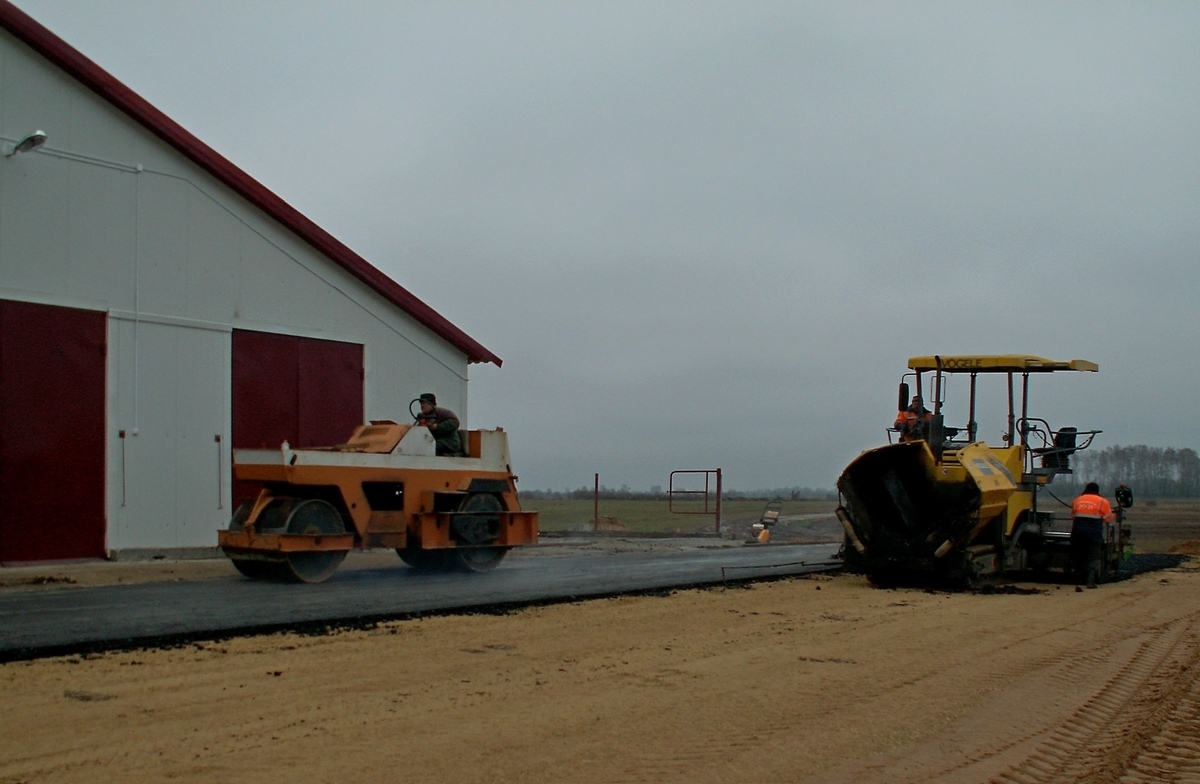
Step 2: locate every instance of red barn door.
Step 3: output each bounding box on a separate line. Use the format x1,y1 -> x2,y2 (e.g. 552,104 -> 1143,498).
0,300 -> 107,562
230,330 -> 363,505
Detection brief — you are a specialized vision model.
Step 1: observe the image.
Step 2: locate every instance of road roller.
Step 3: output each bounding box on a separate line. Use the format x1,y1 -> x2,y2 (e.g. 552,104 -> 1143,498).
217,418 -> 538,583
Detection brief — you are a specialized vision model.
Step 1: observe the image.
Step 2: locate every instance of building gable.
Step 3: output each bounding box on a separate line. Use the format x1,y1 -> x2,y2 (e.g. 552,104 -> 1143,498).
0,0 -> 500,366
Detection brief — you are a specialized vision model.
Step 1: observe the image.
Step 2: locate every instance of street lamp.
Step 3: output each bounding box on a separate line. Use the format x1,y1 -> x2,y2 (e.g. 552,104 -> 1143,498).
4,130 -> 48,157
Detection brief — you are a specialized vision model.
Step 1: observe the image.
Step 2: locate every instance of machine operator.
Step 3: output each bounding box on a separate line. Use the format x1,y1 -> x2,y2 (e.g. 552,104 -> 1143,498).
894,395 -> 932,442
416,393 -> 462,456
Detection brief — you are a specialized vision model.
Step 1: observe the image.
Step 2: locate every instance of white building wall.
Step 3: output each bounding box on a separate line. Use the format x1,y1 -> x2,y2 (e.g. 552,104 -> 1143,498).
1,29 -> 475,554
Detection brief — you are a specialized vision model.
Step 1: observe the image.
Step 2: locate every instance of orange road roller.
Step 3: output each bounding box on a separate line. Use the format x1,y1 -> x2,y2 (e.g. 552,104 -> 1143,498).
218,420 -> 538,583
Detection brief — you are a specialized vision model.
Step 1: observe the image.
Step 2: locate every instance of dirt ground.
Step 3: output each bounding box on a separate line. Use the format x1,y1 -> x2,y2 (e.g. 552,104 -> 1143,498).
3,506 -> 1200,784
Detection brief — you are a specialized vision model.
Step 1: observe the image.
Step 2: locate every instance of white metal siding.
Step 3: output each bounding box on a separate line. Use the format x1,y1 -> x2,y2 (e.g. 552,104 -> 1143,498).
2,28 -> 473,555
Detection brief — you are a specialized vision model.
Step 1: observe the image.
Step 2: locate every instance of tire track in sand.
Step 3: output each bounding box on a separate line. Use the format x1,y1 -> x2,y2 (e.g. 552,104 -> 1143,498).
810,603 -> 1200,784
988,612 -> 1200,784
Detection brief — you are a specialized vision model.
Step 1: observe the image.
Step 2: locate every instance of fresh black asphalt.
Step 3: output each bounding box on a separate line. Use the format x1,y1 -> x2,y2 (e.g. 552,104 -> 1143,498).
0,543 -> 842,661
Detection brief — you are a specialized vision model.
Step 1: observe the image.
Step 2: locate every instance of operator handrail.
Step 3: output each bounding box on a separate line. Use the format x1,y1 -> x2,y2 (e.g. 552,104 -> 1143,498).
1018,417 -> 1100,474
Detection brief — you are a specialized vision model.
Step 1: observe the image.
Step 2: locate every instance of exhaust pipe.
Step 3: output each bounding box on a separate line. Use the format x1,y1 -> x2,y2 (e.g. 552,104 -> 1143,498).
835,507 -> 866,554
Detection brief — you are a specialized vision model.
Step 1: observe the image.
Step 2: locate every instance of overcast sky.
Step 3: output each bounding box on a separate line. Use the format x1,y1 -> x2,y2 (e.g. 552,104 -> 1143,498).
14,1 -> 1200,493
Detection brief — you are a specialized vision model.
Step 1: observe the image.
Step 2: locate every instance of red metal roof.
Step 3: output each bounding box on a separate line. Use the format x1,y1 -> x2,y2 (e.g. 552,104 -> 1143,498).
0,1 -> 501,366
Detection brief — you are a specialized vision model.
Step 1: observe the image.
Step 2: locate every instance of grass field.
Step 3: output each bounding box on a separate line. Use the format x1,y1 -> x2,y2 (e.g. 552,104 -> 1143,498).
523,496 -> 1200,554
527,497 -> 836,534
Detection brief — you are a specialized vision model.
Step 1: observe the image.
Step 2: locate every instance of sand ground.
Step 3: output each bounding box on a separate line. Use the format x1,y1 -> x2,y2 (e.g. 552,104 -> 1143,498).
2,512 -> 1200,783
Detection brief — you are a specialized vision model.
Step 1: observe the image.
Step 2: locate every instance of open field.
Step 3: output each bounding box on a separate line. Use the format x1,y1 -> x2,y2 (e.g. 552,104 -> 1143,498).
530,497 -> 836,535
531,495 -> 1200,552
1,500 -> 1199,783
1119,500 -> 1200,555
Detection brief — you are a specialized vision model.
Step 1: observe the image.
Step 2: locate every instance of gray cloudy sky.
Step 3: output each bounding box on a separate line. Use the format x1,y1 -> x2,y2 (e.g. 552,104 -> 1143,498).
15,1 -> 1200,492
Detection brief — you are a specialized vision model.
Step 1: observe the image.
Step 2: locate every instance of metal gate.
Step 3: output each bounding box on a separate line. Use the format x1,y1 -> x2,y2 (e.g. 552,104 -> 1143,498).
668,469 -> 723,535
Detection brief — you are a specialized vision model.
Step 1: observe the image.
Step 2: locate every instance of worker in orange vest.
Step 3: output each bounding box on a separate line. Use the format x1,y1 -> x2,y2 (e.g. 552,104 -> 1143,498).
1070,481 -> 1115,588
893,396 -> 932,442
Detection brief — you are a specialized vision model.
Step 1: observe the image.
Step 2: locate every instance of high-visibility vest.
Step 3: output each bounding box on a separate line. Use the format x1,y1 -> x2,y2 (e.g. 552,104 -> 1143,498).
1072,493 -> 1114,523
894,409 -> 930,441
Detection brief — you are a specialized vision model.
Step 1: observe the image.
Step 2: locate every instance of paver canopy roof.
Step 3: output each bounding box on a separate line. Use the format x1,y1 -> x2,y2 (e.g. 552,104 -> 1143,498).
907,355 -> 1099,373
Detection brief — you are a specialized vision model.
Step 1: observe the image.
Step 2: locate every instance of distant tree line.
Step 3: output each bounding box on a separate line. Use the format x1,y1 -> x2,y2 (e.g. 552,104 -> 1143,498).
521,485 -> 836,501
523,446 -> 1200,502
521,485 -> 663,501
1063,445 -> 1200,499
727,487 -> 837,501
